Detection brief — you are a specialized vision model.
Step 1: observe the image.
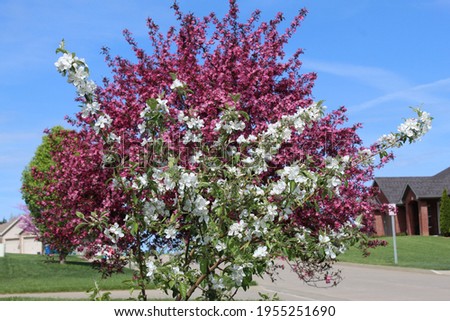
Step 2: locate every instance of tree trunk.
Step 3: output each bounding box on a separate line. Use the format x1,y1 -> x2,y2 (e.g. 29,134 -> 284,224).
59,252 -> 67,264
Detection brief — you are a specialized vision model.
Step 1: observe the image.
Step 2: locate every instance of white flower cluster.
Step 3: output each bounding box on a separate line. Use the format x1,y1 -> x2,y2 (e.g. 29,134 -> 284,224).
230,102 -> 325,178
228,220 -> 248,239
164,226 -> 178,240
104,222 -> 124,244
170,78 -> 185,90
178,111 -> 205,144
213,109 -> 246,134
398,110 -> 432,139
377,108 -> 432,150
94,114 -> 112,134
143,198 -> 169,223
270,165 -> 318,200
318,230 -> 349,260
183,194 -> 210,223
55,43 -> 114,135
131,173 -> 148,190
230,264 -> 245,286
54,45 -> 97,102
152,168 -> 176,192
146,261 -> 157,279
252,245 -> 268,258
178,171 -> 198,192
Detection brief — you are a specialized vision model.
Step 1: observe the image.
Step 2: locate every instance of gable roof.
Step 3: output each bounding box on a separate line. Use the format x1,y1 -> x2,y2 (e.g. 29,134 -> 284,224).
374,166 -> 450,204
0,217 -> 21,237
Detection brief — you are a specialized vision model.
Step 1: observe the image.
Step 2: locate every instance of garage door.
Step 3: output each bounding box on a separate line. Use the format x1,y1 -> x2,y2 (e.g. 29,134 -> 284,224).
5,238 -> 21,254
23,237 -> 43,255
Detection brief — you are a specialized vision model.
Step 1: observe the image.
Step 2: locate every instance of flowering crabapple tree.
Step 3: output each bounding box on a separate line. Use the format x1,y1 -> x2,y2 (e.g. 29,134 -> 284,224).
22,127 -> 131,264
54,1 -> 432,300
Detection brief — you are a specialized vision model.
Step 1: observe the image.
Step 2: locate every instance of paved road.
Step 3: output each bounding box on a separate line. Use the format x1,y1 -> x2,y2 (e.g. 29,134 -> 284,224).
254,262 -> 450,301
1,263 -> 449,300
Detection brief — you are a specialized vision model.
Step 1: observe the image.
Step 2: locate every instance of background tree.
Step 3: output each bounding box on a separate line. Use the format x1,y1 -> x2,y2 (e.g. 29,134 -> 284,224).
440,189 -> 450,236
22,128 -> 130,264
21,126 -> 67,219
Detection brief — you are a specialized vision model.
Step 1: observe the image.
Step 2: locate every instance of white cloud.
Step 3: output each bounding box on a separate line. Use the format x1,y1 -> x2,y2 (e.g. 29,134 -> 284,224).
351,77 -> 450,111
303,58 -> 410,92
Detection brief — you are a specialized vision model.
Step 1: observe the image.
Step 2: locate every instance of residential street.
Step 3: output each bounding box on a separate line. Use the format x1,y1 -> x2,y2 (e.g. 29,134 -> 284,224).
1,262 -> 449,300
253,262 -> 450,301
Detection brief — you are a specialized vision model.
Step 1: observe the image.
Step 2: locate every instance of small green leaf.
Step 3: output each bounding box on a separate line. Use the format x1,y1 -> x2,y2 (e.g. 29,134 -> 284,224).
200,258 -> 209,275
230,93 -> 241,103
179,282 -> 188,300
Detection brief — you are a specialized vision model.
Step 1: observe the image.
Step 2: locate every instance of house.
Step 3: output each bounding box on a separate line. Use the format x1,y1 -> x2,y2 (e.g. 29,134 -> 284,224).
372,166 -> 450,236
0,216 -> 43,255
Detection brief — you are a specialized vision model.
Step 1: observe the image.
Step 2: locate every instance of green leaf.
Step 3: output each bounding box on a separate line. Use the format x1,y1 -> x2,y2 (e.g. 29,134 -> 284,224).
168,157 -> 177,168
179,282 -> 188,300
238,110 -> 250,121
132,222 -> 139,235
230,93 -> 241,103
200,258 -> 209,275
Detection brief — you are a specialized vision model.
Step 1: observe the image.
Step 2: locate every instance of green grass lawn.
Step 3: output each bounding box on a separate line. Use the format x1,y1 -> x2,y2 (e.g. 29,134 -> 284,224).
0,254 -> 137,294
338,236 -> 450,270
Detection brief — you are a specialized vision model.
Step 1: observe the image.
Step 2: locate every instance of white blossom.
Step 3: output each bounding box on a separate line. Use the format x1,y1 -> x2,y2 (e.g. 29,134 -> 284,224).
94,114 -> 112,133
189,151 -> 203,164
325,246 -> 337,259
265,205 -> 278,221
179,172 -> 198,190
236,135 -> 247,144
81,101 -> 100,118
104,223 -> 124,244
156,98 -> 169,113
270,180 -> 286,195
215,241 -> 227,252
327,176 -> 341,189
132,173 -> 148,190
55,53 -> 75,72
210,276 -> 225,290
170,78 -> 185,90
228,220 -> 247,239
138,122 -> 146,134
182,130 -> 202,144
68,66 -> 89,86
164,226 -> 177,240
193,195 -> 210,223
230,265 -> 245,286
185,116 -> 205,130
76,79 -> 96,97
253,246 -> 268,258
398,118 -> 419,138
108,132 -> 121,144
319,234 -> 330,244
141,136 -> 153,146
146,261 -> 157,278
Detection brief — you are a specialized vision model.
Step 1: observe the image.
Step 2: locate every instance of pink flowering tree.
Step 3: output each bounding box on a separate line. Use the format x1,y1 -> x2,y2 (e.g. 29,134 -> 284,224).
53,1 -> 431,299
23,128 -> 131,265
17,204 -> 40,236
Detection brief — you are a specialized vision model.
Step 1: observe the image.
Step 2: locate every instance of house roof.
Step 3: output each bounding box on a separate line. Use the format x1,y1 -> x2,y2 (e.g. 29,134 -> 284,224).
0,217 -> 21,237
374,166 -> 450,204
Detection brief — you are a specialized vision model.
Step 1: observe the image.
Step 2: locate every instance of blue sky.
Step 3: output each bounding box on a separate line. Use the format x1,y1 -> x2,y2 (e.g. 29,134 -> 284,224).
1,0 -> 449,220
